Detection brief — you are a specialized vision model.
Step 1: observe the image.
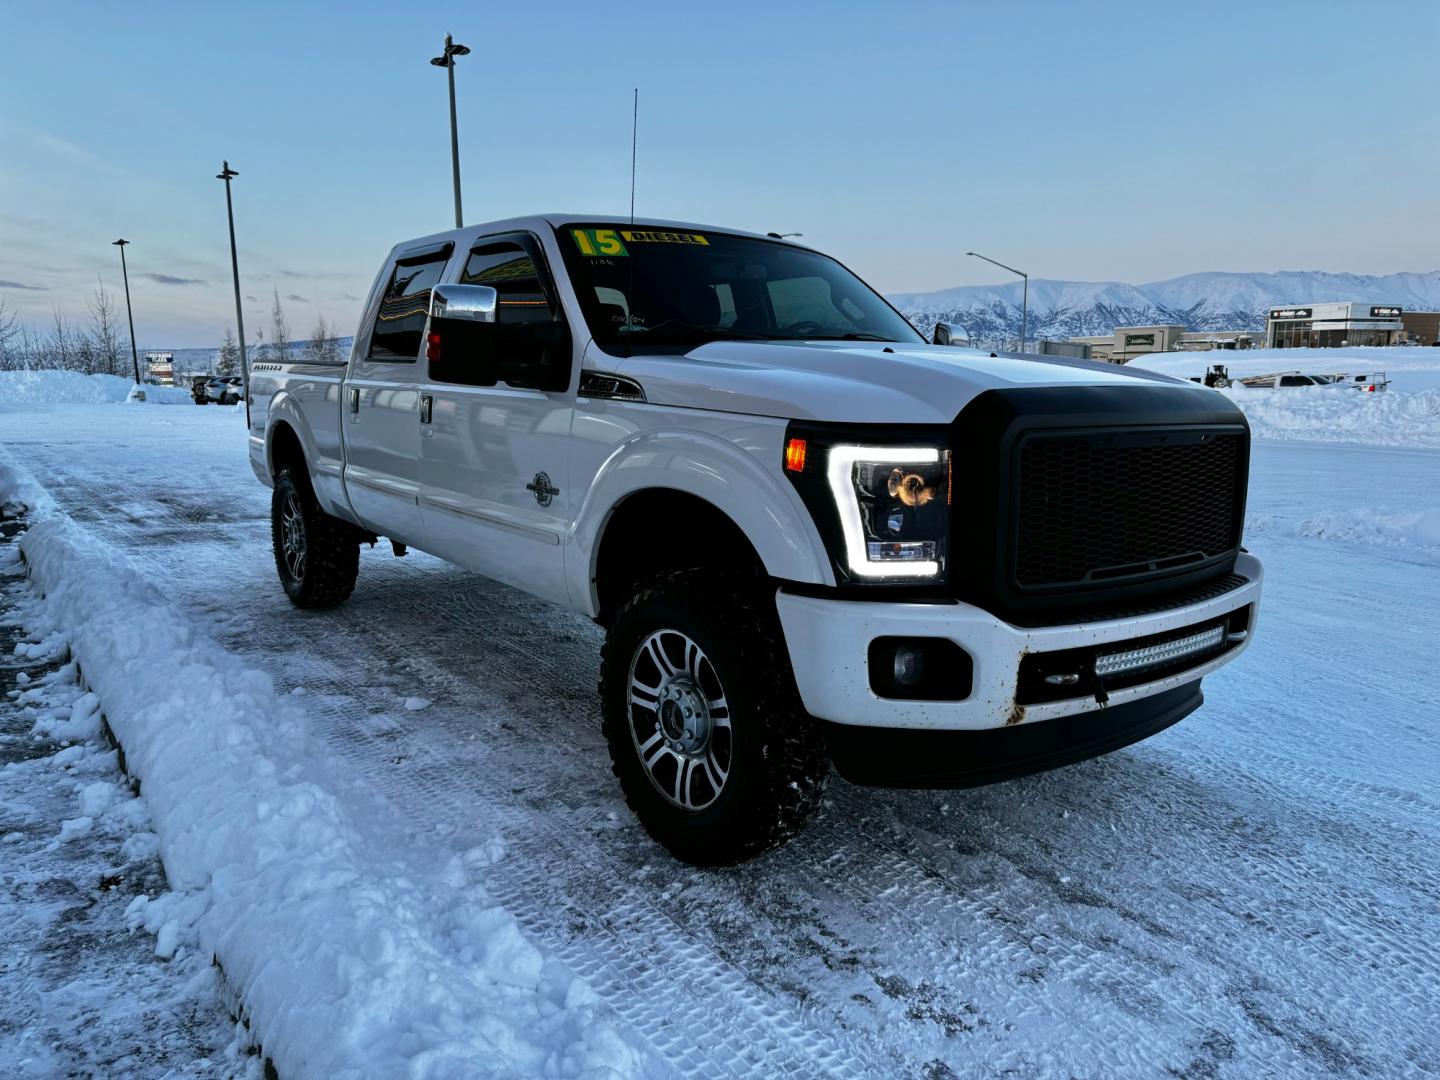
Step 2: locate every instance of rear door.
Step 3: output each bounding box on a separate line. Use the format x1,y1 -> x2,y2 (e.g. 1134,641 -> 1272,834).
342,241 -> 453,546
417,231 -> 575,605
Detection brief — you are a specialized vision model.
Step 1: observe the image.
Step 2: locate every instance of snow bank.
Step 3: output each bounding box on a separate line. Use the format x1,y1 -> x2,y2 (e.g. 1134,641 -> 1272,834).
1131,347 -> 1440,448
1,448 -> 647,1079
0,370 -> 135,404
1297,507 -> 1440,553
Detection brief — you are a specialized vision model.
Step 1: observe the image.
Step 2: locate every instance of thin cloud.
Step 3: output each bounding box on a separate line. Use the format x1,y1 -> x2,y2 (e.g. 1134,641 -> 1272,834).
141,272 -> 206,286
285,293 -> 307,303
0,279 -> 47,291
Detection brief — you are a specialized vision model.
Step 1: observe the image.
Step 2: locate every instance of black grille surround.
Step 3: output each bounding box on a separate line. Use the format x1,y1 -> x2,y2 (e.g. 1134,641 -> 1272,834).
950,384 -> 1251,621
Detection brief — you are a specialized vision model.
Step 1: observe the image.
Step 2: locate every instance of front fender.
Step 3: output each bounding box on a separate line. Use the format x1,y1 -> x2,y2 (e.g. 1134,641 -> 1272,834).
567,426 -> 834,616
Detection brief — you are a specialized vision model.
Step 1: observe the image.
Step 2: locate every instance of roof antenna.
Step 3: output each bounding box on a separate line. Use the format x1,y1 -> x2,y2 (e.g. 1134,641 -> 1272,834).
625,87 -> 638,360
629,87 -> 638,224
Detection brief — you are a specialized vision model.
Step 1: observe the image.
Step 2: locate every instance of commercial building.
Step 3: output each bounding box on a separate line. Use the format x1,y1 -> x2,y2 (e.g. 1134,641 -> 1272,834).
1399,311 -> 1440,346
1265,303 -> 1403,349
1068,326 -> 1256,363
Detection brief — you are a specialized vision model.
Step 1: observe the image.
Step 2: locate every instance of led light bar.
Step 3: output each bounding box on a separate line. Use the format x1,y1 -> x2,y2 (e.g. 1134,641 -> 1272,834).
1094,624 -> 1226,679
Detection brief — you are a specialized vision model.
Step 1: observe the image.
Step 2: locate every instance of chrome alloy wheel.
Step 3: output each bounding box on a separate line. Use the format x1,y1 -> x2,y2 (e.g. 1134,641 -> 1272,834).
627,629 -> 732,811
280,490 -> 308,582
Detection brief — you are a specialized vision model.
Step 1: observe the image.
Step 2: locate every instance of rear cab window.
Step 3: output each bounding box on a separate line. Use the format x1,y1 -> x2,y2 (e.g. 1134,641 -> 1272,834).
366,243 -> 453,362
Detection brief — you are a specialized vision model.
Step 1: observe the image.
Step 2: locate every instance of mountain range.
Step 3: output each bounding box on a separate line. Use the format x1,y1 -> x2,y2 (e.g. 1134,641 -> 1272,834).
888,270 -> 1440,347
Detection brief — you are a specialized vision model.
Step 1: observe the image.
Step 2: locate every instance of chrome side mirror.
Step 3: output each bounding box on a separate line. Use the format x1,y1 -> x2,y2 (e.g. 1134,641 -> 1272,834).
933,321 -> 969,347
430,282 -> 497,323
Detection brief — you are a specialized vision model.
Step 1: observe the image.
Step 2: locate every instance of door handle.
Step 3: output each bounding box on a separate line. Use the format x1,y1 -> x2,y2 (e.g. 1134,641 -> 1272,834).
420,394 -> 433,425
348,387 -> 360,414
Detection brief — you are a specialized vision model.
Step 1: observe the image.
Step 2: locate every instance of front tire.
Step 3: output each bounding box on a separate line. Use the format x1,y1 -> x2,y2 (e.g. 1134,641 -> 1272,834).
271,466 -> 360,608
600,570 -> 828,864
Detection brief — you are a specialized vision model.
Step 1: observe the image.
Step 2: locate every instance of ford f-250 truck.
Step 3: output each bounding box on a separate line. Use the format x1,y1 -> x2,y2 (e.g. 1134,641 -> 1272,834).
248,215 -> 1262,864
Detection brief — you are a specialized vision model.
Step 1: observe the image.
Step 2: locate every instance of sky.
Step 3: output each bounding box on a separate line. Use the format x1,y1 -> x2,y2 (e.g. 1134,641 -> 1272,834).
1,0 -> 1436,348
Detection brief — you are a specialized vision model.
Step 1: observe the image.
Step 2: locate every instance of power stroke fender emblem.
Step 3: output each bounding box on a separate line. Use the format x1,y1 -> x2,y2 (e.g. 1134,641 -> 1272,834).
526,471 -> 560,507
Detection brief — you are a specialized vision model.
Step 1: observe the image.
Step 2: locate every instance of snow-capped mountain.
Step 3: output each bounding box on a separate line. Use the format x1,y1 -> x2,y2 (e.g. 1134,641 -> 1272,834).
890,270 -> 1440,347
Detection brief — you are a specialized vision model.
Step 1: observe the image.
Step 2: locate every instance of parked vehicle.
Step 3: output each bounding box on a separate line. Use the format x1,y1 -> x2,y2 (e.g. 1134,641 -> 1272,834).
1240,371 -> 1346,389
247,215 -> 1262,863
206,377 -> 243,405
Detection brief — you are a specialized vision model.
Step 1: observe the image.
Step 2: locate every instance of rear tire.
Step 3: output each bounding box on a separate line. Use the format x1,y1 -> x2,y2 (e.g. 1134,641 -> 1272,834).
271,466 -> 360,609
600,569 -> 828,864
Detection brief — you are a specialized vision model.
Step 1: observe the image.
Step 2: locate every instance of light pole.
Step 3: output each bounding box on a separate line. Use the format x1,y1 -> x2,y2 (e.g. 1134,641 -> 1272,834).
111,239 -> 142,384
216,161 -> 249,426
430,33 -> 470,229
967,251 -> 1028,354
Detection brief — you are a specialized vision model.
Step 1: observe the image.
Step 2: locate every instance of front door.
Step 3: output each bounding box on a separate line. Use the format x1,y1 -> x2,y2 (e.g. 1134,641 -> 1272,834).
342,244 -> 453,546
418,232 -> 575,606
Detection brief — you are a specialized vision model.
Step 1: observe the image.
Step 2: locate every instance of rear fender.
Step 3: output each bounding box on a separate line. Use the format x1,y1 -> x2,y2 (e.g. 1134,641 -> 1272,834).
264,391 -> 352,520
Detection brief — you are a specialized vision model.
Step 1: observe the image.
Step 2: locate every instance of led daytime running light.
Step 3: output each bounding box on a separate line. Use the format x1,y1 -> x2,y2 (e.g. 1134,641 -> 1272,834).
826,445 -> 942,579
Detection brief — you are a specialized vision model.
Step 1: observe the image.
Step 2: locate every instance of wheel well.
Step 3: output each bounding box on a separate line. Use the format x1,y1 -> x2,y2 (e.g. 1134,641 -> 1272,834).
594,490 -> 766,625
269,422 -> 305,480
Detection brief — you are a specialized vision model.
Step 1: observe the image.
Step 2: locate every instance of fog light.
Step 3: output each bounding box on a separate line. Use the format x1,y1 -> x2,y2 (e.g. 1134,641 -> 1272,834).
868,637 -> 973,701
893,645 -> 924,686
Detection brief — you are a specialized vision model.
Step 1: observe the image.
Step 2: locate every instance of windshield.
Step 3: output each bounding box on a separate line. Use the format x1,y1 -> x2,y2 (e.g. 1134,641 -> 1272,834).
555,223 -> 924,351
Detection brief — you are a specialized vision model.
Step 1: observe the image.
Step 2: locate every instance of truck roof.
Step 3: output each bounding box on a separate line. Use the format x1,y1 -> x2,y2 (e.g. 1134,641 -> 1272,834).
390,213 -> 811,256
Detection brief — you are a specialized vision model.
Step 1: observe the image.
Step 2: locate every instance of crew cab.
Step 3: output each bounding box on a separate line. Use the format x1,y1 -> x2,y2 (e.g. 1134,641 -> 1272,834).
247,214 -> 1262,863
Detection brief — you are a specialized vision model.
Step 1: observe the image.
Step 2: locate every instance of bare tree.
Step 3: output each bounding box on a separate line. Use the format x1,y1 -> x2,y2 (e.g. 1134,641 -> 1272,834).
87,278 -> 129,378
268,289 -> 290,363
48,307 -> 80,371
304,313 -> 342,364
0,294 -> 18,369
216,327 -> 240,378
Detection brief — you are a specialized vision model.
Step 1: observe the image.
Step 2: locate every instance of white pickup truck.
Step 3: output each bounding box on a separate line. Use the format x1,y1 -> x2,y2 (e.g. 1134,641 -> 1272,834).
248,215 -> 1262,863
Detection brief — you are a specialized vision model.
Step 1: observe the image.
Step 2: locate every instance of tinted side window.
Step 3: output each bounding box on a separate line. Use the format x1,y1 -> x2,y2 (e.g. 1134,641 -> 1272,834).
460,241 -> 554,323
369,255 -> 448,361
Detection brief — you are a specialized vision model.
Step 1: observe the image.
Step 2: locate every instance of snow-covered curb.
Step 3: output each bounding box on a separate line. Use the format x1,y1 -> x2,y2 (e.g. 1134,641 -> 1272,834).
1,449 -> 647,1079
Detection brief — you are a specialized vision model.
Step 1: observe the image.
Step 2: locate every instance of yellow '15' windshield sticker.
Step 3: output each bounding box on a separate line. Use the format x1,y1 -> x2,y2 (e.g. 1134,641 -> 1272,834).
572,228 -> 710,256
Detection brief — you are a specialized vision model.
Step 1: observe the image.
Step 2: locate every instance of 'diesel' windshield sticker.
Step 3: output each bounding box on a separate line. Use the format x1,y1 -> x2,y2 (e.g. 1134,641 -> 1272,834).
572,228 -> 711,256
621,230 -> 709,246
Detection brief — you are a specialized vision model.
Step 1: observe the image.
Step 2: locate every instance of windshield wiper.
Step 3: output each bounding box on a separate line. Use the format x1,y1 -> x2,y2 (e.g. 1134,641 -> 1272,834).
809,332 -> 896,342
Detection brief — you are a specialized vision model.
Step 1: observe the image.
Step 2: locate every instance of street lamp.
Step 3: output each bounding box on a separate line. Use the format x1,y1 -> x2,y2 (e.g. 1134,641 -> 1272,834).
215,161 -> 249,426
430,33 -> 470,229
111,239 -> 142,384
967,251 -> 1028,354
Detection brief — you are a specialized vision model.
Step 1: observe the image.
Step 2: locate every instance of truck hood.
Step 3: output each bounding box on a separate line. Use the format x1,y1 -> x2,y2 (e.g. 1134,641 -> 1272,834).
612,340 -> 1190,424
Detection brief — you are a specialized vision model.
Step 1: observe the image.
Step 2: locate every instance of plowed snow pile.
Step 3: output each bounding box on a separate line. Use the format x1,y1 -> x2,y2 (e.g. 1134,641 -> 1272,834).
1132,346 -> 1440,447
0,370 -> 137,404
0,448 -> 649,1079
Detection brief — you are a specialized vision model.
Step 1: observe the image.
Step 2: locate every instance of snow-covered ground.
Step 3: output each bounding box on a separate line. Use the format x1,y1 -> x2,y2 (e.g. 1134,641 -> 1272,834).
2,352 -> 1437,1077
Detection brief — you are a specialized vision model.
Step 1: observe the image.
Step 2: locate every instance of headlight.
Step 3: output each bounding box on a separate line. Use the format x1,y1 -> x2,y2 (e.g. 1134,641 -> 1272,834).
828,446 -> 950,579
783,427 -> 951,585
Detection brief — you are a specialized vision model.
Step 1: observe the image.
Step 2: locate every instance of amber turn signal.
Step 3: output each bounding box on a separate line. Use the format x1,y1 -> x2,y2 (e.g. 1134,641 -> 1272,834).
784,437 -> 808,473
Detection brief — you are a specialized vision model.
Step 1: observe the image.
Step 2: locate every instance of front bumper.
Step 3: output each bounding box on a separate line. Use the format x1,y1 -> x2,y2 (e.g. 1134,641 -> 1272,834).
775,552 -> 1262,732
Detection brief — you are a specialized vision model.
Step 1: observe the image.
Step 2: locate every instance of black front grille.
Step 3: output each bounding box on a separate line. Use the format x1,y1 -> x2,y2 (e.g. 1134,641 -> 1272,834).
1012,429 -> 1245,591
